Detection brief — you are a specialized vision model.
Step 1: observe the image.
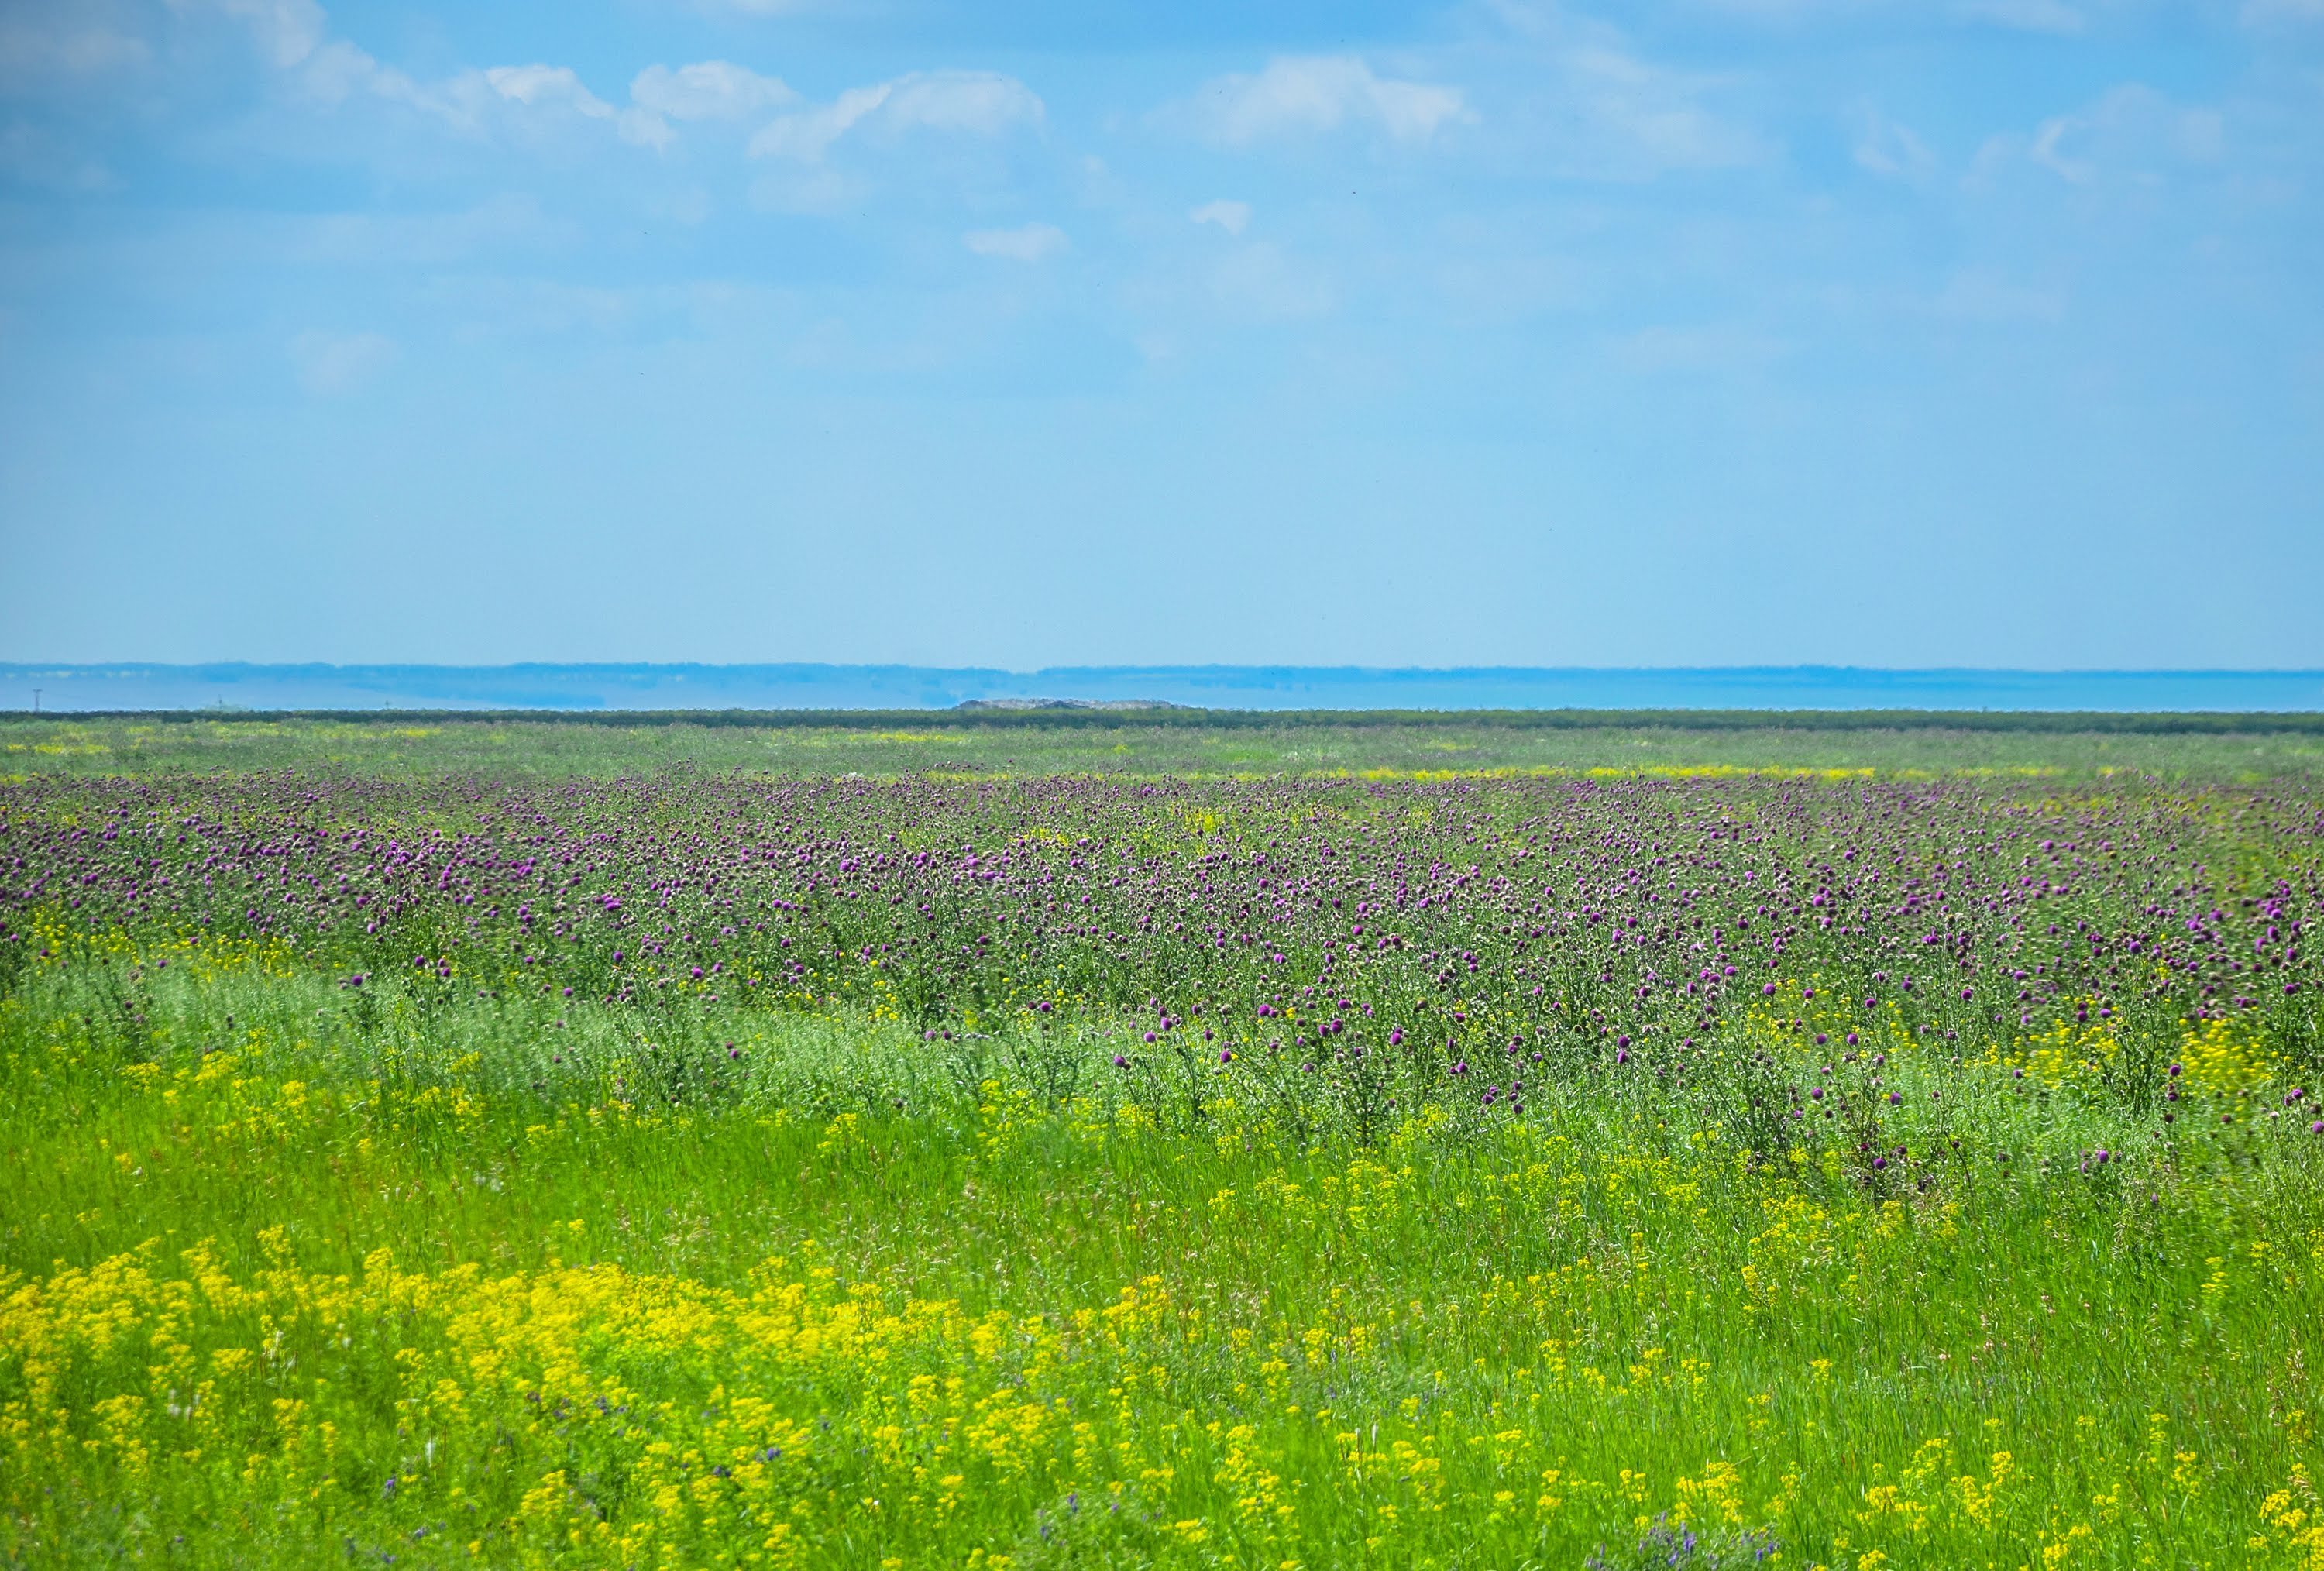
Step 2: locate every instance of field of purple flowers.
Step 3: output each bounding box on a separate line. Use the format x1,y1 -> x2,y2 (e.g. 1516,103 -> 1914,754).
5,770 -> 2317,1124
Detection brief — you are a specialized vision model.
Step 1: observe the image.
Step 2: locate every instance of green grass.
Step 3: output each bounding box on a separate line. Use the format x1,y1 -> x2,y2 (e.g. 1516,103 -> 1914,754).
7,954 -> 2322,1569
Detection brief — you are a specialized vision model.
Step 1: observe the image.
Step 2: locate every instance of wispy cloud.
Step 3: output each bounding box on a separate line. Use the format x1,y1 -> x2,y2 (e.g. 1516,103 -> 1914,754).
473,64 -> 669,148
963,222 -> 1067,262
1972,84 -> 2226,191
1853,106 -> 1936,178
630,62 -> 793,123
1476,5 -> 1767,177
1189,199 -> 1251,235
750,70 -> 1043,161
288,328 -> 397,394
1178,56 -> 1469,147
170,0 -> 670,147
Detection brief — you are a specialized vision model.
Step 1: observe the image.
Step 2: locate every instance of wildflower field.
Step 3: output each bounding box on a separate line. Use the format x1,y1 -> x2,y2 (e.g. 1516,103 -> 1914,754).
3,718 -> 2322,1569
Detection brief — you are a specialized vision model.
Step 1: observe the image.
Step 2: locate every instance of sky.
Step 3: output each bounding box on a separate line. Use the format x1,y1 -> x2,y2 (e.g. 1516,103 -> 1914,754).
1,0 -> 2319,672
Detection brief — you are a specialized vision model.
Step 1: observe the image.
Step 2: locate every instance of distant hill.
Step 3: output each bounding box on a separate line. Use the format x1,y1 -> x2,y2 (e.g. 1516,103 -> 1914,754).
954,697 -> 1191,712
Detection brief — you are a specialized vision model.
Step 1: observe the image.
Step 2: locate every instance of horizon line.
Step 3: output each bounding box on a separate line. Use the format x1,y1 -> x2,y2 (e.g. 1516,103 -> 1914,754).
7,661 -> 2324,677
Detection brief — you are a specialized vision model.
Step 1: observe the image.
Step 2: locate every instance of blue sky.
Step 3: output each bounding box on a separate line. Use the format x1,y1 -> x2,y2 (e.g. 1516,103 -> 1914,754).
1,0 -> 2319,670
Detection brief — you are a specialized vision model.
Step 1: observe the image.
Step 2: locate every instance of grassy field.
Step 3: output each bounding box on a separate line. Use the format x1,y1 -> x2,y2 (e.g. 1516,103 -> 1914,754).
4,717 -> 2323,1569
5,710 -> 2324,781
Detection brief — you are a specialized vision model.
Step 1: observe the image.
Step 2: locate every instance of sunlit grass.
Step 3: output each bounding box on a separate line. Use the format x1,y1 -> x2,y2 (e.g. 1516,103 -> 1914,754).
5,958 -> 2322,1569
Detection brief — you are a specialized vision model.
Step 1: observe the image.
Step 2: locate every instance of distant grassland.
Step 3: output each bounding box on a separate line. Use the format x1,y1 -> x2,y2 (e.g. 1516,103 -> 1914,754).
3,708 -> 2322,779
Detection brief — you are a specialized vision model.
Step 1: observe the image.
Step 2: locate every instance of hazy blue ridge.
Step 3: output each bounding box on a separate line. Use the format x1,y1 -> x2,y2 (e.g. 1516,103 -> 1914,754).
4,664 -> 2322,714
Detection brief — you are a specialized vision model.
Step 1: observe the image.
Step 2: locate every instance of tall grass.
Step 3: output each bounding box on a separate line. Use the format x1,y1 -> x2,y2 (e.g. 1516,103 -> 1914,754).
5,953 -> 2322,1569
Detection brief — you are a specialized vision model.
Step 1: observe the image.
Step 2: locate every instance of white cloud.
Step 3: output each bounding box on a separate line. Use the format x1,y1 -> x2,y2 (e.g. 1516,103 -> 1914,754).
1189,199 -> 1251,235
622,61 -> 793,151
749,70 -> 1043,160
482,64 -> 679,149
963,222 -> 1067,262
174,0 -> 672,147
1186,56 -> 1467,146
1556,45 -> 1761,172
2027,113 -> 2095,183
485,64 -> 613,117
750,84 -> 885,160
1477,7 -> 1765,177
289,329 -> 397,394
178,10 -> 450,128
631,61 -> 794,121
1853,107 -> 1935,178
1976,84 -> 2225,191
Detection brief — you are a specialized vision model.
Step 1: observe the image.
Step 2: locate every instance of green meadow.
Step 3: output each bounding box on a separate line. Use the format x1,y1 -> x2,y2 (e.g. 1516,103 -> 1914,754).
2,714 -> 2320,1570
